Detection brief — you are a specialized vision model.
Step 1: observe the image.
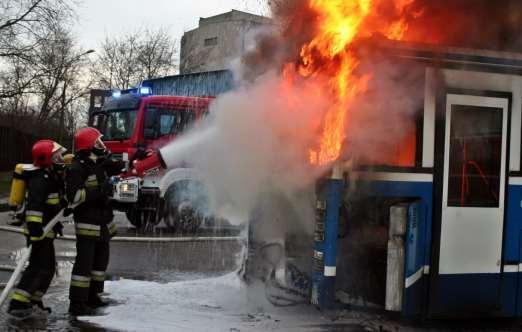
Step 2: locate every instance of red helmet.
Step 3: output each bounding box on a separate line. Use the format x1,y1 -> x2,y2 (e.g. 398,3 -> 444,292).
32,140 -> 66,167
75,127 -> 105,152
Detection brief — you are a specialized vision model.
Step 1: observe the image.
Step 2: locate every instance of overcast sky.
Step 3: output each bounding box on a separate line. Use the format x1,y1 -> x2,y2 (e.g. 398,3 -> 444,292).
74,0 -> 269,50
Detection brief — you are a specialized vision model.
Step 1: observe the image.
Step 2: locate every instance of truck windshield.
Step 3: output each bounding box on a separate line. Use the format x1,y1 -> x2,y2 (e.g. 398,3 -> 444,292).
102,109 -> 138,141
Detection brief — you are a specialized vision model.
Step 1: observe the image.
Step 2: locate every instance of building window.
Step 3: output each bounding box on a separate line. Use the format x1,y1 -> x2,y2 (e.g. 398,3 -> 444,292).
204,37 -> 218,46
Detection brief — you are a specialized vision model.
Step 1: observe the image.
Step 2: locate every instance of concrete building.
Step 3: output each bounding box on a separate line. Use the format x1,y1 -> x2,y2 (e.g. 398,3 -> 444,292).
180,10 -> 270,75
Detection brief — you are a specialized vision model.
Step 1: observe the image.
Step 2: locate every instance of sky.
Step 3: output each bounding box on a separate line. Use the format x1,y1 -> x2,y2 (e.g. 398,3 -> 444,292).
74,0 -> 269,50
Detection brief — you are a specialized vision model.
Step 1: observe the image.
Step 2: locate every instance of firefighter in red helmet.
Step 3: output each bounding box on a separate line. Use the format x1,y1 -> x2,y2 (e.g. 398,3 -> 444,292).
7,140 -> 67,318
66,127 -> 124,315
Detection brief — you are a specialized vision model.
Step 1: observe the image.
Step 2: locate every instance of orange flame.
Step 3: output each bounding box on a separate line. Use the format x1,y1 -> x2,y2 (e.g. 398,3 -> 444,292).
285,0 -> 415,166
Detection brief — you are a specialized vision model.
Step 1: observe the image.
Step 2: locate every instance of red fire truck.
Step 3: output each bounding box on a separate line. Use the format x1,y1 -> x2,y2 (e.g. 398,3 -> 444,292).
89,87 -> 213,232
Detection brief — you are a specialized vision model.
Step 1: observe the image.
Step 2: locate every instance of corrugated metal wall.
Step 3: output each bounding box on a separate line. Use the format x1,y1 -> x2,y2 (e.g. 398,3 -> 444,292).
142,70 -> 234,97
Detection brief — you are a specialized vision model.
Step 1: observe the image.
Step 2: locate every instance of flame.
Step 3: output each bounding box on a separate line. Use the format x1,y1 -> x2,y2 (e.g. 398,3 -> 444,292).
283,0 -> 416,166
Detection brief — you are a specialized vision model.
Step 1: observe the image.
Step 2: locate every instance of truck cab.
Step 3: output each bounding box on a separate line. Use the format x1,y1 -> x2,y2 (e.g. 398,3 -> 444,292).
91,89 -> 211,162
89,88 -> 213,231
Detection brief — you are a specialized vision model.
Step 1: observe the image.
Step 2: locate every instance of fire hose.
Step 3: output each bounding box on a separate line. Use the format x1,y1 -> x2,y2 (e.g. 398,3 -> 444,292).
259,242 -> 309,307
0,209 -> 64,307
0,225 -> 242,243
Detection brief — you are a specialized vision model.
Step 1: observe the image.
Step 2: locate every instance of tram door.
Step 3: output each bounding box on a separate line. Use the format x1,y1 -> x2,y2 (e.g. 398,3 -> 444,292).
431,93 -> 509,315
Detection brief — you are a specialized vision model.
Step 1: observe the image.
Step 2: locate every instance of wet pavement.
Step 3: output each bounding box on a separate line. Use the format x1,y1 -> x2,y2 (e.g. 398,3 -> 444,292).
0,211 -> 521,331
0,211 -> 244,331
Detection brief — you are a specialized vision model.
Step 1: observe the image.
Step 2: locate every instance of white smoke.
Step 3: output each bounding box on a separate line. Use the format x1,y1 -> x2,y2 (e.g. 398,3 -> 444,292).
160,69 -> 328,232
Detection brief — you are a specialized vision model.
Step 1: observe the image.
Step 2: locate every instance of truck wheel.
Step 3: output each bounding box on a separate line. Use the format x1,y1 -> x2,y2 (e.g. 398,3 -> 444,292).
163,180 -> 207,234
164,197 -> 204,234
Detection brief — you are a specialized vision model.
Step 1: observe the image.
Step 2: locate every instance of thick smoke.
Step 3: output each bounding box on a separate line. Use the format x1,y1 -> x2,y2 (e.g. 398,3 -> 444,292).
401,0 -> 522,52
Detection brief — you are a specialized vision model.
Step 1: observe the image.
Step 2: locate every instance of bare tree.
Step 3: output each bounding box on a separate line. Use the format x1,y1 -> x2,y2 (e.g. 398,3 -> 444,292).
0,0 -> 75,99
0,1 -> 92,142
92,28 -> 178,90
34,31 -> 93,137
138,29 -> 178,79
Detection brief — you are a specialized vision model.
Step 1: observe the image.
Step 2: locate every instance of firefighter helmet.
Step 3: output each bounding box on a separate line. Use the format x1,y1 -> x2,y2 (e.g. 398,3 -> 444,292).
32,140 -> 66,167
74,127 -> 106,152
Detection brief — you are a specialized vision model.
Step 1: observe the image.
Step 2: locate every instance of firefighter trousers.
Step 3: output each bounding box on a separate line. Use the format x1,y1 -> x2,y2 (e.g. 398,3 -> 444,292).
69,237 -> 110,302
11,238 -> 56,306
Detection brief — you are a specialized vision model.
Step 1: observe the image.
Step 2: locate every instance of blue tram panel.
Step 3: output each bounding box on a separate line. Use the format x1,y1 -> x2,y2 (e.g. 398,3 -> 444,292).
311,179 -> 344,309
402,200 -> 428,316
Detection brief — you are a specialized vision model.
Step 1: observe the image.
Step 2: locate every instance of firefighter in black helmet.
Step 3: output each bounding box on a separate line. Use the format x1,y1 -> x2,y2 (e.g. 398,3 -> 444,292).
7,140 -> 67,318
66,127 -> 124,315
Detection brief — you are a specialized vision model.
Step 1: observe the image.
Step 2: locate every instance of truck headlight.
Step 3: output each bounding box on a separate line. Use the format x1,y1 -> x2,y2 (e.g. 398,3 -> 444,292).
120,182 -> 136,195
121,183 -> 131,193
114,178 -> 139,203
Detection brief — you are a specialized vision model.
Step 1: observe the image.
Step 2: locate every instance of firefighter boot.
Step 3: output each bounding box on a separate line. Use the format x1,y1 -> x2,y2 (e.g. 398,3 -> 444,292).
87,295 -> 109,308
8,300 -> 34,319
32,300 -> 52,314
68,301 -> 97,316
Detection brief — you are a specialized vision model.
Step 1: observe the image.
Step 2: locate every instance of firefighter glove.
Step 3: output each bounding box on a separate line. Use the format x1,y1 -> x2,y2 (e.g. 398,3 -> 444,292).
101,157 -> 126,176
53,222 -> 64,237
63,207 -> 73,217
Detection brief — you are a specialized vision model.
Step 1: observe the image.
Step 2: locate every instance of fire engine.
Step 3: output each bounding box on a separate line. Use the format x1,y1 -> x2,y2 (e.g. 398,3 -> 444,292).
89,87 -> 214,232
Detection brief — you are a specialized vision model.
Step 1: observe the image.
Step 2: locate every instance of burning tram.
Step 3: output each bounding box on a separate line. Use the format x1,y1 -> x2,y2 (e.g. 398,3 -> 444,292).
308,42 -> 522,318
88,36 -> 522,317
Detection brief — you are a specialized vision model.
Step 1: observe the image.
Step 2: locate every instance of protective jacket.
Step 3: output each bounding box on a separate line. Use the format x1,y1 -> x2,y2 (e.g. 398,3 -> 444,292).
65,153 -> 123,240
23,168 -> 64,241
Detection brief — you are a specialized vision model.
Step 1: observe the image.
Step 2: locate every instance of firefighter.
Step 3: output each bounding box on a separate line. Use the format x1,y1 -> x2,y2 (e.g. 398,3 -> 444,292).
7,140 -> 67,318
66,127 -> 124,315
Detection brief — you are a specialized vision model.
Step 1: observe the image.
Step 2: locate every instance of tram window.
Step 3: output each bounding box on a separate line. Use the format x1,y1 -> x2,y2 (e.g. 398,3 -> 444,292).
447,105 -> 502,207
